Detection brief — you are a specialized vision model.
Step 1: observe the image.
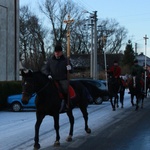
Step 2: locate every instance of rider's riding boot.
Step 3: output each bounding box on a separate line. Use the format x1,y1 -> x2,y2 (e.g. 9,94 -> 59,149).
59,99 -> 67,113
59,94 -> 69,113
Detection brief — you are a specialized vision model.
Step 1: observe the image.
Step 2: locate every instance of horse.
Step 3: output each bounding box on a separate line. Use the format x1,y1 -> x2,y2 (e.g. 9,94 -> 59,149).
146,76 -> 150,97
107,73 -> 126,111
21,70 -> 91,149
127,76 -> 144,110
119,77 -> 126,108
108,75 -> 119,111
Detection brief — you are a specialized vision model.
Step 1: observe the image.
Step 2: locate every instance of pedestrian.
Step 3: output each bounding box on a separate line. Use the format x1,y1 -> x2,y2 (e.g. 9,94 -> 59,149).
41,43 -> 73,112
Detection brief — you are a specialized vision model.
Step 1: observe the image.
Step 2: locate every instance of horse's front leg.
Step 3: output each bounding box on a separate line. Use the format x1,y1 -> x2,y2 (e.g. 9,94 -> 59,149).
34,113 -> 45,149
80,106 -> 91,134
131,94 -> 135,106
53,113 -> 60,146
110,97 -> 115,111
116,95 -> 119,108
141,96 -> 144,108
135,96 -> 139,111
120,90 -> 124,108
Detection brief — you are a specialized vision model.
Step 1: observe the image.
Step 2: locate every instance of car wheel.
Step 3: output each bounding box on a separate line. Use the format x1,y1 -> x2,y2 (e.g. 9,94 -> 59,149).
11,102 -> 22,112
94,97 -> 103,105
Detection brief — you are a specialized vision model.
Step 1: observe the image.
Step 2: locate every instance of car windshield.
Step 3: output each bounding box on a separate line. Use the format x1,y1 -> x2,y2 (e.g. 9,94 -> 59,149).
87,80 -> 106,90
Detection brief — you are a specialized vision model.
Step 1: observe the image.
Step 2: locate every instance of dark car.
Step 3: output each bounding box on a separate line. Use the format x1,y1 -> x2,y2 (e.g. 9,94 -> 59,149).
7,94 -> 36,112
71,79 -> 110,105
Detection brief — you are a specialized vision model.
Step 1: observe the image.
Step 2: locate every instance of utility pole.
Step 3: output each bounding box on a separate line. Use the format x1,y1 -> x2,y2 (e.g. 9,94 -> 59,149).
143,34 -> 149,94
89,19 -> 94,78
93,11 -> 98,80
135,43 -> 138,56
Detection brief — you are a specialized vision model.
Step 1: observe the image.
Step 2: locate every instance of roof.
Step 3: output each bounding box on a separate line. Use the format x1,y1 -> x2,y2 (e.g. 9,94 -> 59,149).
136,53 -> 150,66
70,54 -> 124,69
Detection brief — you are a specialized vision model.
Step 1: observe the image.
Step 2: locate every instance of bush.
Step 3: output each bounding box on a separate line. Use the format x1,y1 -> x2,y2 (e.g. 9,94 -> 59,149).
0,81 -> 22,110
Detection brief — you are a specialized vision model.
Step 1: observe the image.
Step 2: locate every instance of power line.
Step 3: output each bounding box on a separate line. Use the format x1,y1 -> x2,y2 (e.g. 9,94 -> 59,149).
72,0 -> 95,13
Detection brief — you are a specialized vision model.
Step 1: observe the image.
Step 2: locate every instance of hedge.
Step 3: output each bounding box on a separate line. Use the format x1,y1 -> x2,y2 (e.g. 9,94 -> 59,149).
0,81 -> 22,110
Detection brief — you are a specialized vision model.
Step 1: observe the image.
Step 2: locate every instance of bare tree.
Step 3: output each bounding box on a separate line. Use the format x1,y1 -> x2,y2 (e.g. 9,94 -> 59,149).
39,0 -> 89,54
19,6 -> 47,70
19,1 -> 128,71
97,19 -> 128,54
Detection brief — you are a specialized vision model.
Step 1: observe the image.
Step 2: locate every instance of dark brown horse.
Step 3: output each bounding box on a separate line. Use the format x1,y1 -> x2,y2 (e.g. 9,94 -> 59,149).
21,70 -> 91,149
127,76 -> 144,110
146,76 -> 150,97
107,72 -> 125,111
108,77 -> 119,111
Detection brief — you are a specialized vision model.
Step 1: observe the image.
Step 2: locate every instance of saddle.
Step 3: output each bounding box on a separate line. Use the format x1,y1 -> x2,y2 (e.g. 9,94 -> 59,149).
55,82 -> 76,99
129,77 -> 144,88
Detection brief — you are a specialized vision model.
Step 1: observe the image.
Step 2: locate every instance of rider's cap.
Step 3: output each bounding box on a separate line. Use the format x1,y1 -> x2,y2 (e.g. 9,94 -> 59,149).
54,44 -> 62,52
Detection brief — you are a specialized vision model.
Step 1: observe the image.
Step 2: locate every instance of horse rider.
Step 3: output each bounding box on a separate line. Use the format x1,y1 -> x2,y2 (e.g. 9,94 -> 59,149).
41,43 -> 73,112
107,60 -> 122,91
128,59 -> 145,94
108,60 -> 121,78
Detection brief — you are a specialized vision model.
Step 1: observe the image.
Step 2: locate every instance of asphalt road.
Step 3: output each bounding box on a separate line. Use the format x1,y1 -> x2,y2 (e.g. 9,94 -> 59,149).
42,97 -> 150,150
1,91 -> 150,150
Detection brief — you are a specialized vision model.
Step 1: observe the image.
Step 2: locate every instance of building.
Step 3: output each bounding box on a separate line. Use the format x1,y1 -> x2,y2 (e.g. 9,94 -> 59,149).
0,0 -> 19,81
136,52 -> 150,72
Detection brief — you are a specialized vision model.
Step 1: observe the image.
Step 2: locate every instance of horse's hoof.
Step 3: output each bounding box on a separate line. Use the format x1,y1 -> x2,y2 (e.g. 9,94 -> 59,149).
86,128 -> 91,134
113,108 -> 116,111
34,143 -> 40,149
121,105 -> 123,108
54,140 -> 60,146
117,105 -> 119,108
135,106 -> 139,111
66,135 -> 72,142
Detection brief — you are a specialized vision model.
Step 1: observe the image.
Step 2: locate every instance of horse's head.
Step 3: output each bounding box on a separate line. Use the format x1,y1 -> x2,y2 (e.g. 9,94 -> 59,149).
21,69 -> 35,104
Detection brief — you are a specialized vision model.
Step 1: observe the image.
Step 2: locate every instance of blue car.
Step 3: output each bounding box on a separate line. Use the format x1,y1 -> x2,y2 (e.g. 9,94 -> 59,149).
7,94 -> 36,112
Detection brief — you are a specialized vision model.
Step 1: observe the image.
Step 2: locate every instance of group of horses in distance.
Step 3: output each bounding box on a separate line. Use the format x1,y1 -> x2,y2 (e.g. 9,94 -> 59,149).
21,69 -> 149,149
108,73 -> 148,111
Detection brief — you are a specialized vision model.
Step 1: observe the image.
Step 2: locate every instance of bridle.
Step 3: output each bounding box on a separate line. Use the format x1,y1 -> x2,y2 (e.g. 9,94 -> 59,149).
22,78 -> 50,98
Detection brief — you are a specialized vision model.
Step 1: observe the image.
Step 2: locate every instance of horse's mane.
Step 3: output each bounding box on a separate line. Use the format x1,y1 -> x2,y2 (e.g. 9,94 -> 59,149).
32,71 -> 48,80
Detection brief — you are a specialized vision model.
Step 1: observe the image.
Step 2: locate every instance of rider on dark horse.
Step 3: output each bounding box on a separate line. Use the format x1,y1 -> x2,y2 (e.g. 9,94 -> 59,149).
128,59 -> 145,94
41,43 -> 73,112
107,60 -> 122,92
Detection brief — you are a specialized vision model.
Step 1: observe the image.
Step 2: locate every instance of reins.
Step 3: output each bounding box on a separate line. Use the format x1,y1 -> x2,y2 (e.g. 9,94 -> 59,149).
36,81 -> 50,94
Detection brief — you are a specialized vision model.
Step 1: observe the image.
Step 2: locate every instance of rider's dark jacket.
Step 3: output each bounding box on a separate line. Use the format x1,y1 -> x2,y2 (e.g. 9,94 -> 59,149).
41,55 -> 73,80
131,64 -> 145,78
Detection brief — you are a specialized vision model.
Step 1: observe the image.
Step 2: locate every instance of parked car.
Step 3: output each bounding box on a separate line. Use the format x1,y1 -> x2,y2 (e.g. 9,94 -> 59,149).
71,79 -> 110,105
99,79 -> 107,86
7,79 -> 109,111
7,94 -> 36,112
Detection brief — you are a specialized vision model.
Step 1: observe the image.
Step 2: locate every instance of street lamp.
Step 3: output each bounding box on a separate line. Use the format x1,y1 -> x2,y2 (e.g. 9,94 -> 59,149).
101,36 -> 108,90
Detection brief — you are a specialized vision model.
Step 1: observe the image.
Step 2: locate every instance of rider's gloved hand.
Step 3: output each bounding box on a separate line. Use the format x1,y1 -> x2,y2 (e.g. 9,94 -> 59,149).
66,65 -> 71,71
48,75 -> 52,79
